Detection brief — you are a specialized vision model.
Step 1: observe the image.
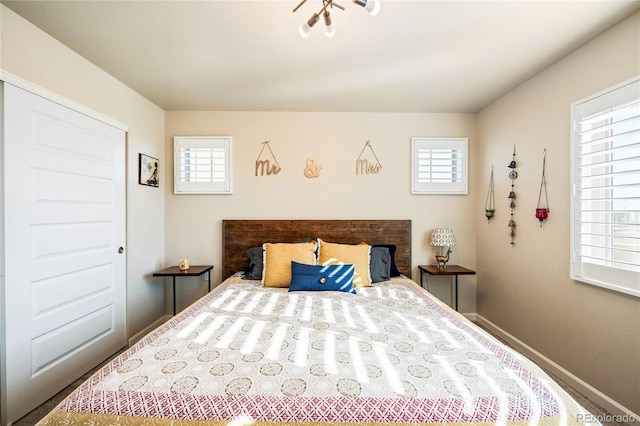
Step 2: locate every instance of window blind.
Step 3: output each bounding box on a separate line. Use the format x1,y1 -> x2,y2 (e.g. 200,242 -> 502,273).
179,147 -> 226,183
411,138 -> 468,194
571,77 -> 640,297
174,137 -> 232,194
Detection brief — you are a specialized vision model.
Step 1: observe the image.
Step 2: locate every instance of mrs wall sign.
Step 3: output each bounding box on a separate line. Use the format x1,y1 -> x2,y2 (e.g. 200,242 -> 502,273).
356,140 -> 382,175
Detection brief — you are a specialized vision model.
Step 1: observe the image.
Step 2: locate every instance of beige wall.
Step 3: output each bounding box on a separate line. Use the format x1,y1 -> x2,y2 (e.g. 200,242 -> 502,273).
164,111 -> 478,312
0,5 -> 166,339
476,11 -> 640,414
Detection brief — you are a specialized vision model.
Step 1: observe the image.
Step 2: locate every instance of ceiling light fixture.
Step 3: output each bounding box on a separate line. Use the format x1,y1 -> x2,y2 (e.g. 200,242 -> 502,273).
293,0 -> 380,38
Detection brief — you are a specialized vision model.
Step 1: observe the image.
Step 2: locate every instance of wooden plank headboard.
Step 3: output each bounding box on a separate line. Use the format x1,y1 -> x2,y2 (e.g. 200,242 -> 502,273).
222,219 -> 411,279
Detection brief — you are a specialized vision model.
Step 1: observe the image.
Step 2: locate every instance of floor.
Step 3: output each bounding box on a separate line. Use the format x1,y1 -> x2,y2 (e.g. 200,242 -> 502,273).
14,325 -> 631,426
474,324 -> 631,426
13,346 -> 128,426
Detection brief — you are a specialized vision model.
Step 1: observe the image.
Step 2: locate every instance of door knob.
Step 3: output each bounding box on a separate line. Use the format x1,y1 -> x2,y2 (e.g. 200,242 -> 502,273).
118,247 -> 124,254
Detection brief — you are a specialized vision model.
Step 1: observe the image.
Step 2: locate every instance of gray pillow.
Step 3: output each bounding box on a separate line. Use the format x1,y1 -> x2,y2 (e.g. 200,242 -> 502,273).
370,246 -> 391,283
373,244 -> 400,277
244,246 -> 263,280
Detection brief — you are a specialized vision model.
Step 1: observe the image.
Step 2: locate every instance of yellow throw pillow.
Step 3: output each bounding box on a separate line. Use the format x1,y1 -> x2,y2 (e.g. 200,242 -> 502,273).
318,239 -> 371,287
262,242 -> 317,288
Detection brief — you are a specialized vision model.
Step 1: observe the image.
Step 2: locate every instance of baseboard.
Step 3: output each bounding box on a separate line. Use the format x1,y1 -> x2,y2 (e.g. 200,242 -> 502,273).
475,314 -> 639,425
128,315 -> 171,347
462,312 -> 477,321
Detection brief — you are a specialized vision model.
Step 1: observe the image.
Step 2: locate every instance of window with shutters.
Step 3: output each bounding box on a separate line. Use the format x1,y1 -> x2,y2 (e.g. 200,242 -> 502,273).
411,137 -> 468,194
174,136 -> 233,194
571,76 -> 640,297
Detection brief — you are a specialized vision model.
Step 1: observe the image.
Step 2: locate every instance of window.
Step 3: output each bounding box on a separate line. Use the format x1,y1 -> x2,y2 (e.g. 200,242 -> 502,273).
174,136 -> 232,194
571,76 -> 640,297
411,137 -> 468,194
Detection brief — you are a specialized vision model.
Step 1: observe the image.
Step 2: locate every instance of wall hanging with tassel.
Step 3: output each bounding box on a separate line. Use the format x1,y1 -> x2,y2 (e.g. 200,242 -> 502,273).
536,148 -> 550,227
507,145 -> 518,245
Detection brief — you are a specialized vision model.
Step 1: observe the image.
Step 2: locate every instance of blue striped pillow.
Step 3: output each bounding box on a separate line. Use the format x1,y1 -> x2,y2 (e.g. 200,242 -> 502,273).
289,261 -> 356,294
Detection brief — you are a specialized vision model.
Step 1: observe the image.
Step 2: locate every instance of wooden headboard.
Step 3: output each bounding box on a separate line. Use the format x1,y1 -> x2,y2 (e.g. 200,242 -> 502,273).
222,219 -> 411,279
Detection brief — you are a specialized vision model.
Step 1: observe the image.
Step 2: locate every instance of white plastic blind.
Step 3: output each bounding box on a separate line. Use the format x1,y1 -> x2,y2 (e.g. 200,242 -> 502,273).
571,77 -> 640,297
174,136 -> 232,194
411,137 -> 468,194
180,148 -> 225,183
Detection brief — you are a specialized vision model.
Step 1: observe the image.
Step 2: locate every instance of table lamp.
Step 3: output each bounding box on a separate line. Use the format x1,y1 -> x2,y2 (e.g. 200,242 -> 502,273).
430,228 -> 455,269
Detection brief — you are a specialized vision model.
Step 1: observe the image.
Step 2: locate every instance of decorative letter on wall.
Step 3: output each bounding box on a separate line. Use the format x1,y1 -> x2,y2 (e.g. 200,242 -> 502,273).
304,157 -> 322,178
356,140 -> 382,175
255,141 -> 282,176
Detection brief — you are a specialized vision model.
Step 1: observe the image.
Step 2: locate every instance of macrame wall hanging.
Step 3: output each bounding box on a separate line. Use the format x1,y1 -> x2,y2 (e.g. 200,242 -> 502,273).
485,166 -> 495,222
535,148 -> 550,227
507,145 -> 518,245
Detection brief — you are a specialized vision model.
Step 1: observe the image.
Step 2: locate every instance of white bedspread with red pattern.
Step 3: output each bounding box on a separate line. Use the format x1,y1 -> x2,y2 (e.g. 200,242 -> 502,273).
38,276 -> 599,425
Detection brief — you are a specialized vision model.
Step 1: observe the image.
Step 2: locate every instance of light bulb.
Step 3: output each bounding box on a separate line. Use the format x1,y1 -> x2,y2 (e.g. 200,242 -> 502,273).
322,10 -> 335,37
299,22 -> 312,37
299,12 -> 320,38
365,0 -> 380,16
324,24 -> 335,37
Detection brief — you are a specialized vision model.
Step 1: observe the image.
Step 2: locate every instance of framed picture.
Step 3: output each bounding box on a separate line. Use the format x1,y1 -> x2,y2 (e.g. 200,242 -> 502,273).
138,153 -> 159,187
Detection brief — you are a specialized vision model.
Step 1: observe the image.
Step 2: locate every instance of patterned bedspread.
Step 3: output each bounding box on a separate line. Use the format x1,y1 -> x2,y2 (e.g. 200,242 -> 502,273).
38,276 -> 598,425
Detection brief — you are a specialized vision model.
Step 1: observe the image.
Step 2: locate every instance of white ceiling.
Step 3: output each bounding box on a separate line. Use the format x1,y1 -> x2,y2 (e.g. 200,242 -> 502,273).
3,0 -> 639,112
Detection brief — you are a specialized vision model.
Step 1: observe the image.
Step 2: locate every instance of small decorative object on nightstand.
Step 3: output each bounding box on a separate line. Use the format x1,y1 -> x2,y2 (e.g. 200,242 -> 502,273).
179,256 -> 190,270
430,228 -> 455,269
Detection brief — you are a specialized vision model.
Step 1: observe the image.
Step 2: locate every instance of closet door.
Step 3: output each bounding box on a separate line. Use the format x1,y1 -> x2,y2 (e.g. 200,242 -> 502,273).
2,83 -> 126,423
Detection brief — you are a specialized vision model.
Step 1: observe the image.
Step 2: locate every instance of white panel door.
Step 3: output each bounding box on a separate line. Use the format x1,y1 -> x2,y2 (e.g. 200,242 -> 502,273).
2,83 -> 126,424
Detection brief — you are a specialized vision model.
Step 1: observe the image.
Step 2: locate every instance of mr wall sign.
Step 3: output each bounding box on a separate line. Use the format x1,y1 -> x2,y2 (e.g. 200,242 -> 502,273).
255,141 -> 282,176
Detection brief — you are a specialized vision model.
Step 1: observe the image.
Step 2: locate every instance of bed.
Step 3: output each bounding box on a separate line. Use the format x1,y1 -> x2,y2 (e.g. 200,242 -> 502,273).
37,219 -> 598,425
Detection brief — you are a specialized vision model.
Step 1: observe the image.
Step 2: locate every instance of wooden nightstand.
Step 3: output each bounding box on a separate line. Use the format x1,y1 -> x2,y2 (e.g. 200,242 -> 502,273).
153,265 -> 213,315
418,264 -> 476,312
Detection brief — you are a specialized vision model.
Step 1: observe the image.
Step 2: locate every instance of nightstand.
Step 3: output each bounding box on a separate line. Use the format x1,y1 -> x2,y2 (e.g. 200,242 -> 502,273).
418,264 -> 476,312
153,265 -> 213,315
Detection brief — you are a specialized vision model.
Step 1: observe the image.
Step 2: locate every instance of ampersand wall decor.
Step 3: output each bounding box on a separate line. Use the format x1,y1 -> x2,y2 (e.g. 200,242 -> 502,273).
304,157 -> 322,178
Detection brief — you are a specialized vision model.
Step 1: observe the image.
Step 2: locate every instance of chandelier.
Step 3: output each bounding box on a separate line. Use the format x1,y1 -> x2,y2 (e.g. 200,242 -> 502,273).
293,0 -> 380,38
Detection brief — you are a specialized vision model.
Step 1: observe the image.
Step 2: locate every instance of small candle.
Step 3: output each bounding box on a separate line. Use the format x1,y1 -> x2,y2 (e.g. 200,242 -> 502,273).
179,256 -> 190,270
